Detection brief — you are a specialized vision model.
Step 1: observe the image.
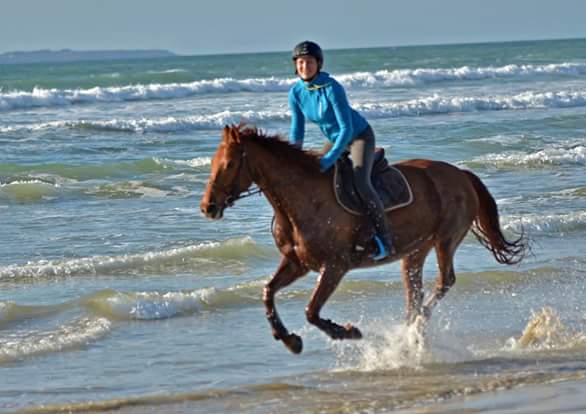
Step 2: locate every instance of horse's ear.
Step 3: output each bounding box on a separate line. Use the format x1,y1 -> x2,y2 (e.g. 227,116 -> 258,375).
227,125 -> 241,144
222,125 -> 231,141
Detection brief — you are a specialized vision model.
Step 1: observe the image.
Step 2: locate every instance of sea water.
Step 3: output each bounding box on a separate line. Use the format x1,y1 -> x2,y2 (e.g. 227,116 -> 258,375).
1,38 -> 585,413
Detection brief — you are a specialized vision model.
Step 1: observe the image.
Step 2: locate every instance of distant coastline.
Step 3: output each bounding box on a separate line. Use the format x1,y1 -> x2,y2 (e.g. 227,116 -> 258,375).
0,49 -> 177,65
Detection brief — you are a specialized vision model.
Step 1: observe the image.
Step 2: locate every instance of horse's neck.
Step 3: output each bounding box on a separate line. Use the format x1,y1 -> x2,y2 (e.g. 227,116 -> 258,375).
244,140 -> 327,221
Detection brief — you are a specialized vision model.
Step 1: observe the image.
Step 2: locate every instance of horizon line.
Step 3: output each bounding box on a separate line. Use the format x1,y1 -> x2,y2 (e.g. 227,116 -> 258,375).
2,35 -> 585,59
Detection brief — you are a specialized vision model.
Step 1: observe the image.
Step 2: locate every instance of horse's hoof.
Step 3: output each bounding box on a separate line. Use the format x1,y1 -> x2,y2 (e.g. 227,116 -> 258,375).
283,333 -> 303,354
345,324 -> 363,339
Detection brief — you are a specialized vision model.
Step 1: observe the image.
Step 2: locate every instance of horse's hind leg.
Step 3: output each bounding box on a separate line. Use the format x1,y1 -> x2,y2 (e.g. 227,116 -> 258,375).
305,265 -> 362,340
263,256 -> 308,354
401,240 -> 433,324
422,234 -> 466,319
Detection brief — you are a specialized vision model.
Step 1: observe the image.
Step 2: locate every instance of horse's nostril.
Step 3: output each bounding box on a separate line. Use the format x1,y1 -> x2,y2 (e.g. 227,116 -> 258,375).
205,204 -> 217,215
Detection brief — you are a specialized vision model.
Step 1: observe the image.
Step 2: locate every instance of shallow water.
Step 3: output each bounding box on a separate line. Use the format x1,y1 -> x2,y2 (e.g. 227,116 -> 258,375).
1,38 -> 586,413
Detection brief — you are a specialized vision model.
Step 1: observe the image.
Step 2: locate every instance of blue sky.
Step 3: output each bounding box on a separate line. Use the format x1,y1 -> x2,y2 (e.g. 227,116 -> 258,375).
1,0 -> 585,55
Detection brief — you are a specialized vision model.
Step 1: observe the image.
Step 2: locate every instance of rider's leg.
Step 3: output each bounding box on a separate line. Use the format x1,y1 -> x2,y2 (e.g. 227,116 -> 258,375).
350,126 -> 395,259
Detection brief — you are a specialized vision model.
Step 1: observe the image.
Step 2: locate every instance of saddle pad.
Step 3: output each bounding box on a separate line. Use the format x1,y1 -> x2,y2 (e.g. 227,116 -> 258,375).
333,155 -> 413,216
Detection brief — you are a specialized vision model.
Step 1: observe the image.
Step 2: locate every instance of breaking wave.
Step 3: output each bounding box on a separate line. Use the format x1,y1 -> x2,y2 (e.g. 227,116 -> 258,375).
0,317 -> 111,363
4,89 -> 586,133
0,237 -> 271,280
2,61 -> 585,111
465,141 -> 586,169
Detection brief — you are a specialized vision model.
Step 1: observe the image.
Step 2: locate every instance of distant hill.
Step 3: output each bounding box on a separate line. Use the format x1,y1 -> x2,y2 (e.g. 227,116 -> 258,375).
0,49 -> 177,64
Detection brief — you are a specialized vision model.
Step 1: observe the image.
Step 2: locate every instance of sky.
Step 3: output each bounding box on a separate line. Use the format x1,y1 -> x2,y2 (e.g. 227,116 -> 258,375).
1,0 -> 586,56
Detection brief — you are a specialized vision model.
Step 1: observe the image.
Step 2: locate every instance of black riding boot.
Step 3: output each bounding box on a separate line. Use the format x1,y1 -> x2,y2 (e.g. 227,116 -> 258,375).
365,200 -> 395,260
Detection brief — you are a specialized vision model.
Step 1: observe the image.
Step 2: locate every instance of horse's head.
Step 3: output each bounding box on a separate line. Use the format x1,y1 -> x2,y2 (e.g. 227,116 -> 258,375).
200,125 -> 254,219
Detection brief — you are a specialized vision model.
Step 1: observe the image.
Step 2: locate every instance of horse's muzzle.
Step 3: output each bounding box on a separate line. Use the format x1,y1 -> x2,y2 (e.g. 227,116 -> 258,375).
201,202 -> 224,219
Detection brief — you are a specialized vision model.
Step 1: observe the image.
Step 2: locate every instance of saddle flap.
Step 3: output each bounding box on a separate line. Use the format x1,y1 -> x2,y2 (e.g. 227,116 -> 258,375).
334,149 -> 413,216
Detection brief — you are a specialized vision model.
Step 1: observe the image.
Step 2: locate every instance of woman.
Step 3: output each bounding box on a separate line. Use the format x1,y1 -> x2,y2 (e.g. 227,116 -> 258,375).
288,40 -> 394,260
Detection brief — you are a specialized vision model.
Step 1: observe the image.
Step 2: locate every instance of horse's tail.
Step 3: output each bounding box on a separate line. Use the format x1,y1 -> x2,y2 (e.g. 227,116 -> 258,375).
464,170 -> 527,265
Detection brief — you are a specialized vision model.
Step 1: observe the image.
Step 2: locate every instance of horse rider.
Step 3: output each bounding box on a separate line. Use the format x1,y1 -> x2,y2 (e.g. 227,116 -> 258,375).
288,40 -> 395,260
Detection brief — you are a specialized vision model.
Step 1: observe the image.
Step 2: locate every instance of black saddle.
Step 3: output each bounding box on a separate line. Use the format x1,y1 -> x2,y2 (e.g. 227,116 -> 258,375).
333,148 -> 413,215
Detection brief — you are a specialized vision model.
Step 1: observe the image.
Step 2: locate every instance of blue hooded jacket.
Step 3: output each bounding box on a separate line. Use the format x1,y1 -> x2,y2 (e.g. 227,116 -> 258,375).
288,71 -> 368,172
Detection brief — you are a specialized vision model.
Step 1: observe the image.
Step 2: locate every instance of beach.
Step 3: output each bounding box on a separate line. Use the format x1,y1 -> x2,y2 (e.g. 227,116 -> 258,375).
1,38 -> 585,413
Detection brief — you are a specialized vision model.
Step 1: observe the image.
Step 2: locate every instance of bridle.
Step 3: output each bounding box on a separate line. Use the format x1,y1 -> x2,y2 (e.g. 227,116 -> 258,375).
209,148 -> 262,210
208,141 -> 303,212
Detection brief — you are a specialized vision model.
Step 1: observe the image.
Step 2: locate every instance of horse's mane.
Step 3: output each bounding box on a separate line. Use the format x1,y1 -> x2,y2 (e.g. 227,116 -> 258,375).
236,126 -> 321,173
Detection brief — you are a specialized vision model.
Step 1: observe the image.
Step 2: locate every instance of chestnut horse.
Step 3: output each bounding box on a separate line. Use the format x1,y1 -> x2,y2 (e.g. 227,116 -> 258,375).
200,125 -> 525,354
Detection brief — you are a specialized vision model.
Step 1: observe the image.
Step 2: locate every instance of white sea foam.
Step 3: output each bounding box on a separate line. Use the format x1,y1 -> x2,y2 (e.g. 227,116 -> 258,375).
84,280 -> 265,320
503,211 -> 586,234
0,237 -> 264,280
1,62 -> 585,111
0,78 -> 295,111
355,90 -> 586,118
4,88 -> 586,134
336,62 -> 586,87
153,157 -> 211,168
146,68 -> 189,75
0,317 -> 111,363
0,110 -> 290,133
92,290 -> 206,320
468,143 -> 586,168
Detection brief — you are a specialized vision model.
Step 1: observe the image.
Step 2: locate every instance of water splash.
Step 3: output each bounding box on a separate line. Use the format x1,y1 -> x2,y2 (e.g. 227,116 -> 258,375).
506,307 -> 586,351
334,319 -> 428,371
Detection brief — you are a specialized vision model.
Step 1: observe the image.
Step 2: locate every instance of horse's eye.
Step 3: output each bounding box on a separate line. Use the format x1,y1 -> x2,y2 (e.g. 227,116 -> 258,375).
226,160 -> 234,169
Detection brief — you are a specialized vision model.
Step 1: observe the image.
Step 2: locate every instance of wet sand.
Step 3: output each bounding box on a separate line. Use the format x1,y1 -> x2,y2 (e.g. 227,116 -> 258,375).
399,379 -> 586,414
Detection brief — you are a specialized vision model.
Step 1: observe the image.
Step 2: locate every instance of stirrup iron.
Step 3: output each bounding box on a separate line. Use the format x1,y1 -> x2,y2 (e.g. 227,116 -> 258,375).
371,235 -> 389,261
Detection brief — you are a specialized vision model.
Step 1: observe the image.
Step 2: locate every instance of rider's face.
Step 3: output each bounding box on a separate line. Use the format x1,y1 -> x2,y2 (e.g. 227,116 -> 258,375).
295,56 -> 319,81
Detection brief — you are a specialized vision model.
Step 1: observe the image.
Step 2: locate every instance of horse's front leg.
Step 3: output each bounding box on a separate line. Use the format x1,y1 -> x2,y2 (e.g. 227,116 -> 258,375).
305,264 -> 362,340
263,256 -> 308,354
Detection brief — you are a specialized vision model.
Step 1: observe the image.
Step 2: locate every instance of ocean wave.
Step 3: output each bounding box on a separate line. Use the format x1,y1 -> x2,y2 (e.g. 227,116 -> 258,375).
465,142 -> 586,169
0,77 -> 295,111
356,89 -> 586,118
81,282 -> 267,320
0,176 -> 191,203
0,237 -> 271,280
2,61 -> 585,111
0,158 -> 167,182
0,179 -> 60,202
0,159 -> 206,202
4,88 -> 586,134
0,317 -> 111,363
1,266 -> 575,327
0,110 -> 290,133
0,301 -> 69,328
154,156 -> 211,168
336,62 -> 586,87
83,180 -> 175,199
503,211 -> 586,235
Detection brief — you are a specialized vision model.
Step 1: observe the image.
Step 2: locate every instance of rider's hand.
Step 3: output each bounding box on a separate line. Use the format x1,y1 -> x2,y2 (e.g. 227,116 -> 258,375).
319,157 -> 334,173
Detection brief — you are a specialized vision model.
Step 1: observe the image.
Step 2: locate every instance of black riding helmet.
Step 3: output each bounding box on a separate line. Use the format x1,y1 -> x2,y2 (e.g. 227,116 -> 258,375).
292,41 -> 324,71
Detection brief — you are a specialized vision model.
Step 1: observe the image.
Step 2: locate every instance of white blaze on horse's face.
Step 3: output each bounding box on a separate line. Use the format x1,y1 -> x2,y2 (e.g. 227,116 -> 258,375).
200,128 -> 245,220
